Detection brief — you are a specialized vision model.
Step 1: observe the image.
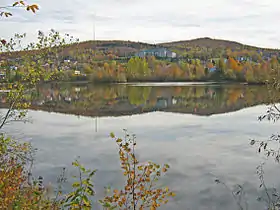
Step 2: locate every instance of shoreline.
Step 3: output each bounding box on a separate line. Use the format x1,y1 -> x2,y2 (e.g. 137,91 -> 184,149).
44,80 -> 266,86
0,78 -> 267,86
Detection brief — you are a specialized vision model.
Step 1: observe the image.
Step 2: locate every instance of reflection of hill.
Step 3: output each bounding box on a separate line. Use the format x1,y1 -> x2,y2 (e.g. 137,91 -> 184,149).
0,83 -> 273,117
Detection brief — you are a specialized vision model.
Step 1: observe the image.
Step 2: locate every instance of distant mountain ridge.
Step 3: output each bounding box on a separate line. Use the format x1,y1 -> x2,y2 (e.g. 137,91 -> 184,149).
160,37 -> 279,51
1,37 -> 279,60
69,37 -> 280,57
78,37 -> 279,51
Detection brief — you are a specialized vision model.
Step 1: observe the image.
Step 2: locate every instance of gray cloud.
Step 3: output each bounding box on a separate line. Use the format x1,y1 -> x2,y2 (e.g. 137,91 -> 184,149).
1,0 -> 280,48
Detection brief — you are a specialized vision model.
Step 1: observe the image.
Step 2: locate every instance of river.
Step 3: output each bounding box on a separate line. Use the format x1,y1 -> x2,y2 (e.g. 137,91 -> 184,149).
3,82 -> 280,210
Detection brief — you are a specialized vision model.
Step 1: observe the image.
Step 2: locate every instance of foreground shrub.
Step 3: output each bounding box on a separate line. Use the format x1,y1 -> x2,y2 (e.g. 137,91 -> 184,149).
100,131 -> 175,210
0,135 -> 58,209
0,132 -> 175,209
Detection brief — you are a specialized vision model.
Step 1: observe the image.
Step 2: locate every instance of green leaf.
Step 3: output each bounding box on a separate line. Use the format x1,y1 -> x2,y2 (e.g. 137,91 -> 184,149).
110,132 -> 115,138
89,169 -> 97,177
72,161 -> 79,167
72,182 -> 80,188
87,186 -> 95,196
82,195 -> 90,206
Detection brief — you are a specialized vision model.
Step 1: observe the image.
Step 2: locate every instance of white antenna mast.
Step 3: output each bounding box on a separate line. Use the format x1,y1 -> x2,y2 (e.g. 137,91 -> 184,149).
92,12 -> 98,132
92,12 -> 96,57
93,12 -> 96,41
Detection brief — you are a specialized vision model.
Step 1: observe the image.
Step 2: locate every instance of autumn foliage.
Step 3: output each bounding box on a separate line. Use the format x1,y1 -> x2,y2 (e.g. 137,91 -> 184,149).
0,1 -> 39,17
100,131 -> 175,210
0,132 -> 175,210
0,135 -> 56,209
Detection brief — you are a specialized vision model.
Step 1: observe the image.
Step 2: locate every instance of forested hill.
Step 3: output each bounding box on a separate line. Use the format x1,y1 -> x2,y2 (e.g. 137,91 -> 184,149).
1,37 -> 279,59
160,37 -> 278,50
66,37 -> 280,56
74,37 -> 279,51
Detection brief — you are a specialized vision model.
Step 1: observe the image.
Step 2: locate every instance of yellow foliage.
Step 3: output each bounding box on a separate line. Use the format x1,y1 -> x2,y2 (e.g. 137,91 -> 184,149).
100,131 -> 175,209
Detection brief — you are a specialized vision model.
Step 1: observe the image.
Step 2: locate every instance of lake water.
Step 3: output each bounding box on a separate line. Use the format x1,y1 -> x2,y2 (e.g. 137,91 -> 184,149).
3,82 -> 280,210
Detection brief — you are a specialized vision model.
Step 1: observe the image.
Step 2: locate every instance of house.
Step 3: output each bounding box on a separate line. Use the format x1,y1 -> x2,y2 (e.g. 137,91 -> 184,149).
10,66 -> 18,71
0,72 -> 5,80
257,49 -> 262,54
209,67 -> 217,72
236,56 -> 244,62
135,48 -> 176,58
74,70 -> 81,75
64,59 -> 71,63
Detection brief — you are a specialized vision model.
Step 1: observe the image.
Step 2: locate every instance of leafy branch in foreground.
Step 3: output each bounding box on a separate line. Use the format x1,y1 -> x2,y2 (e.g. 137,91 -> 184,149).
233,70 -> 280,210
0,30 -> 82,209
214,179 -> 248,210
255,163 -> 280,210
100,131 -> 175,210
63,159 -> 96,210
250,69 -> 280,163
0,1 -> 39,17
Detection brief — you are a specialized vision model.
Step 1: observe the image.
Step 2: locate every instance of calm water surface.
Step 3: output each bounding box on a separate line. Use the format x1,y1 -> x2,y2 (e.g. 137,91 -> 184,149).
3,83 -> 280,210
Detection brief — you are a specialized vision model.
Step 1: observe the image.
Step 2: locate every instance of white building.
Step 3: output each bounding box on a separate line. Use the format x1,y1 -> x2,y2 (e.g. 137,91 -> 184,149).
135,48 -> 176,58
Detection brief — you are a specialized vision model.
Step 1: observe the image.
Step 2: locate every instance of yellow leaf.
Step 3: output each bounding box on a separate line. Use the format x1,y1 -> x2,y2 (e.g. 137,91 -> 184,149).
170,192 -> 176,197
4,12 -> 12,17
31,6 -> 36,13
33,4 -> 39,10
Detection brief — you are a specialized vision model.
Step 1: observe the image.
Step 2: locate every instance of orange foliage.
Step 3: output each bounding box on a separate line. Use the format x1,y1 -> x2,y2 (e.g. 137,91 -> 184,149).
168,64 -> 182,78
100,133 -> 175,209
207,62 -> 214,69
228,57 -> 242,71
97,71 -> 103,79
0,137 -> 52,209
174,87 -> 182,95
154,64 -> 164,77
227,89 -> 242,105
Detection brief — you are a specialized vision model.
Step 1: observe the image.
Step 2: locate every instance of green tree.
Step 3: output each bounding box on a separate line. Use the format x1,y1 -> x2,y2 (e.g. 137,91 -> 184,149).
244,62 -> 255,83
224,69 -> 236,80
218,57 -> 226,73
127,57 -> 150,80
83,63 -> 93,75
128,86 -> 151,106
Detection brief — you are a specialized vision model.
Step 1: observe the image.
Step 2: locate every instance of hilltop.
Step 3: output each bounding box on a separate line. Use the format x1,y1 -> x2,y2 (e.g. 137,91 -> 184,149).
1,37 -> 279,59
160,37 -> 261,50
74,37 -> 280,51
62,37 -> 280,58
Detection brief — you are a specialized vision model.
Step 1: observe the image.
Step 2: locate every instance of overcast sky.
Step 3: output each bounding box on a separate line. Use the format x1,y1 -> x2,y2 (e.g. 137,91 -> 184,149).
1,0 -> 280,48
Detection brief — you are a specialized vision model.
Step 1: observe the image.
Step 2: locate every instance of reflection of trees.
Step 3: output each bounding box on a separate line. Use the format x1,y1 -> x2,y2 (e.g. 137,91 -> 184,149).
13,83 -> 280,117
194,86 -> 206,98
127,86 -> 151,106
227,88 -> 243,106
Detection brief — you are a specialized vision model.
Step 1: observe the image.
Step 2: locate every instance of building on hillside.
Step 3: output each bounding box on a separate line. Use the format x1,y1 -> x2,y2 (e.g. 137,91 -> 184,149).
135,48 -> 177,58
0,72 -> 5,80
74,70 -> 81,75
64,59 -> 71,63
209,67 -> 217,72
10,66 -> 18,71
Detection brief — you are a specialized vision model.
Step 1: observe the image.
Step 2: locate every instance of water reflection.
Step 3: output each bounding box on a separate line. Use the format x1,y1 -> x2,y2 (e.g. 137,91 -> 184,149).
3,83 -> 280,210
0,83 -> 275,117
